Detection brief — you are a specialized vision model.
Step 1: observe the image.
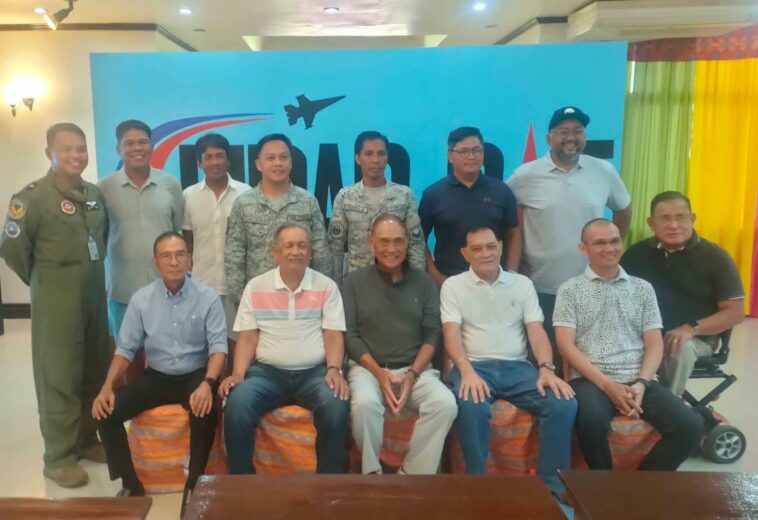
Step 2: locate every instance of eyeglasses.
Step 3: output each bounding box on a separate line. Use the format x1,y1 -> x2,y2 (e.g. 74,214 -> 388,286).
157,251 -> 189,262
450,147 -> 484,158
550,128 -> 586,138
652,214 -> 692,225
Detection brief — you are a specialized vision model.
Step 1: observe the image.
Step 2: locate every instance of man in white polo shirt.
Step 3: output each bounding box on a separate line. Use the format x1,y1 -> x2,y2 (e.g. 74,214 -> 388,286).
507,106 -> 631,375
219,223 -> 350,474
183,133 -> 250,342
441,226 -> 576,496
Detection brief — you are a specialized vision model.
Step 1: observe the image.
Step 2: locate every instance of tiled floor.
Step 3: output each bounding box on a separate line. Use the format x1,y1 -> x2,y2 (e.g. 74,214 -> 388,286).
1,318 -> 756,519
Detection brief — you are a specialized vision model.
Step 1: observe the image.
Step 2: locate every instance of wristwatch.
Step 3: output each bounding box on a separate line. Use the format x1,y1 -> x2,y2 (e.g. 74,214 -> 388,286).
327,365 -> 344,376
634,377 -> 652,389
407,368 -> 420,382
203,376 -> 219,391
539,362 -> 556,371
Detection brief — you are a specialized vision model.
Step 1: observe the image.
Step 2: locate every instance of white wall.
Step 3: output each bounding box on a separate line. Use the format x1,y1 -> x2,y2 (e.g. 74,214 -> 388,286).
0,30 -> 185,304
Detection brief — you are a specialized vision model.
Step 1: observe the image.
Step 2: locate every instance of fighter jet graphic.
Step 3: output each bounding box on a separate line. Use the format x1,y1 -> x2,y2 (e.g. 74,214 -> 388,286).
284,94 -> 346,129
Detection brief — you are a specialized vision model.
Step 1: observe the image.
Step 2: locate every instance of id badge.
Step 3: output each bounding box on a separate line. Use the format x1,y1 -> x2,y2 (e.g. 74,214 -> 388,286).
87,233 -> 100,261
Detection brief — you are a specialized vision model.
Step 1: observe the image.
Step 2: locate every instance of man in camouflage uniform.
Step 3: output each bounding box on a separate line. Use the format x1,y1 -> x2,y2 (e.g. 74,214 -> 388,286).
0,123 -> 109,488
329,131 -> 424,285
225,133 -> 331,304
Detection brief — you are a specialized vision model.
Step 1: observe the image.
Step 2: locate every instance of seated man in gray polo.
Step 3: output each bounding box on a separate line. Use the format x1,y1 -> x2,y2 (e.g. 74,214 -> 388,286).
342,214 -> 457,474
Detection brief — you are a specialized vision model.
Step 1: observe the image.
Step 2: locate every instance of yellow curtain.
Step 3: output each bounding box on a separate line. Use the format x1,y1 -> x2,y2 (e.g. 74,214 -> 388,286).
687,58 -> 758,310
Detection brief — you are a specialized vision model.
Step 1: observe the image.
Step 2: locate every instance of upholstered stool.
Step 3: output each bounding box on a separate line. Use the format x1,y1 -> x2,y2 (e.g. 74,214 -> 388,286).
571,415 -> 661,470
127,404 -> 227,493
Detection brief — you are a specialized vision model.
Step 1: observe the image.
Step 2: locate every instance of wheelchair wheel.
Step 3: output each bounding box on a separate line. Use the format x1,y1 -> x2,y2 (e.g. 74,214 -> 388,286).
702,424 -> 746,464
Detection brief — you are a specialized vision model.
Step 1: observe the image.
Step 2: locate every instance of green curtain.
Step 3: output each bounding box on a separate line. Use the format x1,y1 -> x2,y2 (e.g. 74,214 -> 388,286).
620,60 -> 695,245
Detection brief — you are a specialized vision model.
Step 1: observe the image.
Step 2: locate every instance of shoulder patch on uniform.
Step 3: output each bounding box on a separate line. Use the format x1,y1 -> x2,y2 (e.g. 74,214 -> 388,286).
330,222 -> 344,238
25,182 -> 37,191
4,221 -> 20,238
7,199 -> 25,220
410,227 -> 423,239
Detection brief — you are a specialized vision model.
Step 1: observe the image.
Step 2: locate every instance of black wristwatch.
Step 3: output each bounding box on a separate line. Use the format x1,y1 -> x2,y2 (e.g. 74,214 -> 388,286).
634,377 -> 652,389
539,362 -> 556,372
203,376 -> 219,391
407,368 -> 420,382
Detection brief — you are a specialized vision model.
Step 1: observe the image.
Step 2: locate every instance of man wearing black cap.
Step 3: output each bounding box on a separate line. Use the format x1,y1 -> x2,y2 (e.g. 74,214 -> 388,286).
507,107 -> 631,374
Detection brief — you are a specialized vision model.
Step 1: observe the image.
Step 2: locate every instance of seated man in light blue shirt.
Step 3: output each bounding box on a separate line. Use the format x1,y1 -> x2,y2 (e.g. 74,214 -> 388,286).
92,231 -> 227,512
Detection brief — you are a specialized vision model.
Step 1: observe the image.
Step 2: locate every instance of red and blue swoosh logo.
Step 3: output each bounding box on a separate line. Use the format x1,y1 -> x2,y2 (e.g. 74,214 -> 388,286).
115,112 -> 272,170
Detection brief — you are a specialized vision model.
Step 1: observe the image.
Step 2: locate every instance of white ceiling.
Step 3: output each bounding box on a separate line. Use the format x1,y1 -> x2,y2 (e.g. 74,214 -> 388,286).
0,0 -> 754,51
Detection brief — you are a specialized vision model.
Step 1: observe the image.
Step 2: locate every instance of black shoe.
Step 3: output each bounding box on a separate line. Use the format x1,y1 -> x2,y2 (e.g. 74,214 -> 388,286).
116,483 -> 145,497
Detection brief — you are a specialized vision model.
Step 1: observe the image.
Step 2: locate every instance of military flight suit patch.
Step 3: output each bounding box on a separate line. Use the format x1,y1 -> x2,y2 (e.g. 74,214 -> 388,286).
84,200 -> 100,211
60,200 -> 76,215
4,221 -> 21,238
7,199 -> 25,220
330,222 -> 344,238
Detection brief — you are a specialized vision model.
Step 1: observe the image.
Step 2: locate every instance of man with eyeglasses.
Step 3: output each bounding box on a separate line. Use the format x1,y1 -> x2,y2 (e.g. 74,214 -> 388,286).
419,126 -> 519,287
507,107 -> 631,375
93,232 -> 227,511
620,191 -> 744,396
554,218 -> 701,471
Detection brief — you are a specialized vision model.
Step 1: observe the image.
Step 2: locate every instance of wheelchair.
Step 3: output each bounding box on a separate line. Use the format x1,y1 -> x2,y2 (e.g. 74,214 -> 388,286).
681,330 -> 746,464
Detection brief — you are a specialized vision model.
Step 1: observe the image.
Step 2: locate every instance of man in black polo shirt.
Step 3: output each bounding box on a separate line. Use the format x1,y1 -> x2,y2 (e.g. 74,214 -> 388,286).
419,127 -> 519,287
621,191 -> 744,396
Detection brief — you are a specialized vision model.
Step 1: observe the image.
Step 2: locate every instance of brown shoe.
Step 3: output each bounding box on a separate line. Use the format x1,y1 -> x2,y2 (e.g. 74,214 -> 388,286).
78,442 -> 107,464
43,463 -> 89,488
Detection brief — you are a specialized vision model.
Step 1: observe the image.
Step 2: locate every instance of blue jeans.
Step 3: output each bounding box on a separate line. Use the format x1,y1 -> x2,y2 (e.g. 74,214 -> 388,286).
223,362 -> 349,474
450,359 -> 576,494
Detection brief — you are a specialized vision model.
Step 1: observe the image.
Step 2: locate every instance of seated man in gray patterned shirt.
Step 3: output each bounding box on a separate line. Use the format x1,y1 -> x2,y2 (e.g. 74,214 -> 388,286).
554,218 -> 701,470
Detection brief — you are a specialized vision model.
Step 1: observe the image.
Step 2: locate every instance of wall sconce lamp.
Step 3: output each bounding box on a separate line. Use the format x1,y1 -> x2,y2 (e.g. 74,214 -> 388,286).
43,0 -> 76,30
5,77 -> 45,117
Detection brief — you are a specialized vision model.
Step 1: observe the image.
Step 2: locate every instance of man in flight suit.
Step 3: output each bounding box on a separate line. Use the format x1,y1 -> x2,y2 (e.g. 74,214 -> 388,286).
0,123 -> 110,488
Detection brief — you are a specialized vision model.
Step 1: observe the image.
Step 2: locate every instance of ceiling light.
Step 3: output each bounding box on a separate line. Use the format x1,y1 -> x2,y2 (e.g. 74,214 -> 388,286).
179,8 -> 193,15
42,0 -> 75,30
473,2 -> 486,11
33,7 -> 47,15
323,7 -> 340,14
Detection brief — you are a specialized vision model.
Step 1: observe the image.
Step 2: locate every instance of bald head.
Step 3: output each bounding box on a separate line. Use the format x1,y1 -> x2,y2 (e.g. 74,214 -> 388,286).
580,218 -> 616,243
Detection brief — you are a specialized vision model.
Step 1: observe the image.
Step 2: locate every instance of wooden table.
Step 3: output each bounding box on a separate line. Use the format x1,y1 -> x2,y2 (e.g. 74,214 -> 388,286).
560,470 -> 758,519
185,474 -> 566,519
0,496 -> 152,519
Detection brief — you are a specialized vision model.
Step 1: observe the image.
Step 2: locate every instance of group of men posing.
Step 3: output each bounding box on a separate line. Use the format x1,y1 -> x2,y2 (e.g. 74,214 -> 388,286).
0,106 -> 745,511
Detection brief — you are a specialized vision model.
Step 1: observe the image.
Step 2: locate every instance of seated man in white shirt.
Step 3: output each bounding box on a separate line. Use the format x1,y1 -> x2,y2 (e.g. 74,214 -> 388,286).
554,218 -> 702,470
219,223 -> 350,474
441,226 -> 576,496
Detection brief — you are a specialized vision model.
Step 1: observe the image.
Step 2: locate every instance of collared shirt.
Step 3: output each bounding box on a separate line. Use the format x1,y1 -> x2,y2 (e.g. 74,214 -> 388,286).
621,232 -> 744,337
116,276 -> 228,375
329,180 -> 425,285
98,168 -> 184,303
225,183 -> 332,304
183,174 -> 251,294
342,264 -> 440,366
234,267 -> 345,370
553,266 -> 662,383
419,173 -> 518,277
507,153 -> 631,294
440,267 -> 543,361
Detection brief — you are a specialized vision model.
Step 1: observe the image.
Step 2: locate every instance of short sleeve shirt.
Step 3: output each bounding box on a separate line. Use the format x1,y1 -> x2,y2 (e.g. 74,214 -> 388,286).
419,173 -> 518,277
98,168 -> 184,303
553,266 -> 662,383
507,153 -> 631,294
234,267 -> 345,370
440,267 -> 543,361
183,175 -> 251,295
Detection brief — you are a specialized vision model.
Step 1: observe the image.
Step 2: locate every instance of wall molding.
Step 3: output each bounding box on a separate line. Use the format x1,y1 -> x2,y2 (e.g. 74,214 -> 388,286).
0,23 -> 196,51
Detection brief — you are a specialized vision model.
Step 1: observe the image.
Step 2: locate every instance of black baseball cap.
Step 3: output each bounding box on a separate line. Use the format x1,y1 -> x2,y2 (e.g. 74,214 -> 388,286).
548,106 -> 590,131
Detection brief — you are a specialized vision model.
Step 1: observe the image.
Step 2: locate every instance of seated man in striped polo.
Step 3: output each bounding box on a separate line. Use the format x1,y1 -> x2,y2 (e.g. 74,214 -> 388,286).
220,223 -> 350,474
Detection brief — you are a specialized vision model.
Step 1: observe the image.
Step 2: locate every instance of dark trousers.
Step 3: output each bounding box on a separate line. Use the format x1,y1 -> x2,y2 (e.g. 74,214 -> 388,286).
223,362 -> 349,475
571,378 -> 702,470
537,292 -> 562,378
98,367 -> 216,490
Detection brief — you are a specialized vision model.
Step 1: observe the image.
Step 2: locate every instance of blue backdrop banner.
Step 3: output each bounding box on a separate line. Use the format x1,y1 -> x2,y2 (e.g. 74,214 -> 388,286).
91,43 -> 627,215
